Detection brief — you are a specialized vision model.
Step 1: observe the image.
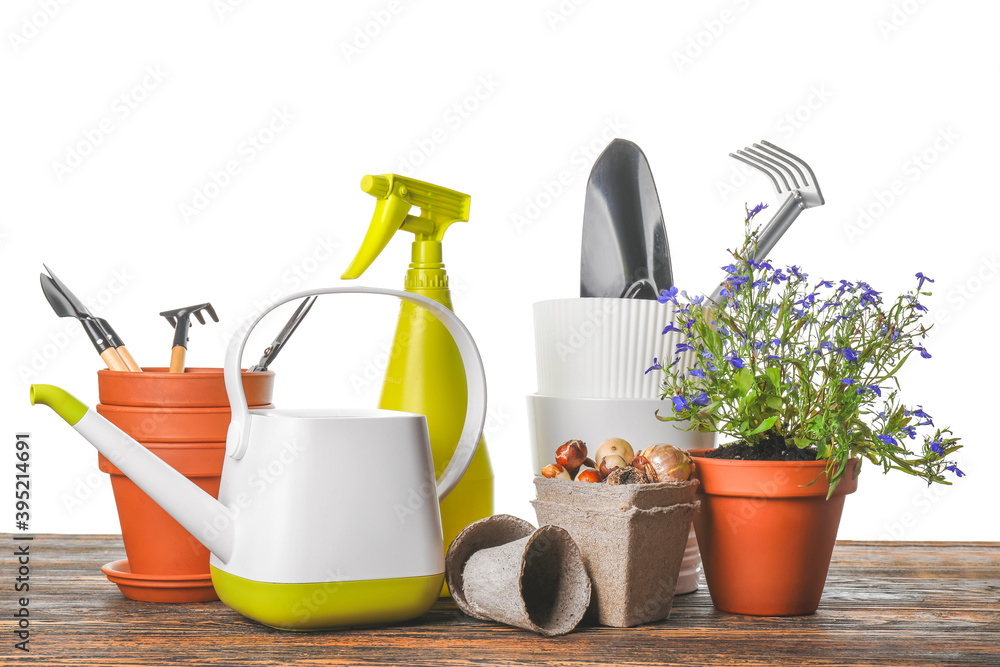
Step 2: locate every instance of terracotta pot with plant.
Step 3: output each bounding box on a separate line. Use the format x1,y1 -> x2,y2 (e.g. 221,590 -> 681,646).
645,203 -> 964,616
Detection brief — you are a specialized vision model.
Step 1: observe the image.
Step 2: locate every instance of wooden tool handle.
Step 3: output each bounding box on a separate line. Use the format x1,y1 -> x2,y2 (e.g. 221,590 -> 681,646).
116,346 -> 143,372
100,348 -> 129,372
169,346 -> 186,373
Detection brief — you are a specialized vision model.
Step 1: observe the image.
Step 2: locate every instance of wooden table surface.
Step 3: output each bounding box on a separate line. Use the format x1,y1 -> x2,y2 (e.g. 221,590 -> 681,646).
1,535 -> 997,666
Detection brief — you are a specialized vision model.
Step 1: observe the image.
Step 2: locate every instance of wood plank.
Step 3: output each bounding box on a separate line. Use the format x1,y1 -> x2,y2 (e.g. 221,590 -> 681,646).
1,535 -> 997,666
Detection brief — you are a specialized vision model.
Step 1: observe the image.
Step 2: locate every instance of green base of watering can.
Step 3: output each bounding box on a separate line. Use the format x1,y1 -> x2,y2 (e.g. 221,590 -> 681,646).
211,567 -> 444,630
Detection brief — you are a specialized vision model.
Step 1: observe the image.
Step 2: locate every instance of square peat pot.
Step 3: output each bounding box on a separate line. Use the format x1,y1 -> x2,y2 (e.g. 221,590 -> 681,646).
531,476 -> 699,628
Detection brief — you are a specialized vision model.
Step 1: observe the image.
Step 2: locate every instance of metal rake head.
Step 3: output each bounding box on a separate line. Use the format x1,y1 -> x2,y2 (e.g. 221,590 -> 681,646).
159,303 -> 218,328
730,140 -> 824,208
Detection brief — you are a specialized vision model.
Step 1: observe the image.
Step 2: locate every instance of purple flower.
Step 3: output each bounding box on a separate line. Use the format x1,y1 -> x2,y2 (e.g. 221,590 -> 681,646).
746,202 -> 769,221
913,346 -> 932,359
930,440 -> 944,456
662,321 -> 682,335
689,368 -> 706,378
725,352 -> 745,369
672,395 -> 689,413
820,341 -> 833,351
842,378 -> 855,385
901,426 -> 918,439
771,269 -> 788,284
644,358 -> 662,375
838,280 -> 853,294
843,347 -> 858,362
722,263 -> 739,275
658,286 -> 680,305
796,292 -> 818,309
749,259 -> 773,271
866,384 -> 882,397
916,272 -> 935,290
910,300 -> 928,313
691,392 -> 710,407
946,463 -> 965,478
859,288 -> 881,307
877,434 -> 898,446
818,300 -> 841,313
719,287 -> 732,298
789,266 -> 806,280
817,280 -> 834,289
676,342 -> 695,353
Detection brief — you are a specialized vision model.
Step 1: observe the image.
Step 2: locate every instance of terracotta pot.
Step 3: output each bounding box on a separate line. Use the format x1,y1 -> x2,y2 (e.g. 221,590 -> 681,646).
97,367 -> 275,407
98,444 -> 223,577
95,403 -> 274,442
95,369 -> 274,602
689,449 -> 858,616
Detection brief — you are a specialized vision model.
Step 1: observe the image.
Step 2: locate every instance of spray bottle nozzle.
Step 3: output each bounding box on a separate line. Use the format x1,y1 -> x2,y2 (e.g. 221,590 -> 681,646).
342,174 -> 471,280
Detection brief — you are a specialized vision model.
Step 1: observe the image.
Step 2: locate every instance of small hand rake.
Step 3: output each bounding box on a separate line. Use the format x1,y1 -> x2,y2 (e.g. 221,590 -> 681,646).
159,303 -> 218,373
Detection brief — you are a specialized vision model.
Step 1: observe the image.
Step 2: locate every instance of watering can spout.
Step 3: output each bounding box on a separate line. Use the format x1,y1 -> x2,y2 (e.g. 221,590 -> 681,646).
29,384 -> 235,562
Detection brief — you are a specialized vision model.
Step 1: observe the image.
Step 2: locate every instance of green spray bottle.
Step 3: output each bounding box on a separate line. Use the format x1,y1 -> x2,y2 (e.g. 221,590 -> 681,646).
342,174 -> 494,596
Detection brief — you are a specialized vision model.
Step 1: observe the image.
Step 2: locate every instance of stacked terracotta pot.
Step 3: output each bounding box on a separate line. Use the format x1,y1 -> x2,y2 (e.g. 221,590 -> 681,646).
95,367 -> 274,602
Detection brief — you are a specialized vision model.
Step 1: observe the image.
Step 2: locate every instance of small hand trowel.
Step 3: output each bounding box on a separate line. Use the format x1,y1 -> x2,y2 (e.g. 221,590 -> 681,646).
580,139 -> 673,299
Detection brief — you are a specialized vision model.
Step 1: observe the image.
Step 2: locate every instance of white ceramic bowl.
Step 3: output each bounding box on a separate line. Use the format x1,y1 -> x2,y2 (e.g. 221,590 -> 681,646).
526,394 -> 715,594
532,298 -> 695,398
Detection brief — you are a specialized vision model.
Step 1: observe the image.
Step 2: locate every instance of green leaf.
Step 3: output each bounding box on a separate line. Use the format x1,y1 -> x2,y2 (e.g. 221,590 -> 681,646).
765,367 -> 782,389
765,395 -> 785,411
793,437 -> 812,449
748,415 -> 779,435
736,367 -> 754,396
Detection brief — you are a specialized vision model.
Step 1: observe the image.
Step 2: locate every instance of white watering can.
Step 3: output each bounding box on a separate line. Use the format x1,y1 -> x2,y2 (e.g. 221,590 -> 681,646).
30,287 -> 487,630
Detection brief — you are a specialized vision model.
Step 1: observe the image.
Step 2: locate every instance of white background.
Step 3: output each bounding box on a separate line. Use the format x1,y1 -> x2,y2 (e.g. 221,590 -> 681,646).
2,0 -> 997,541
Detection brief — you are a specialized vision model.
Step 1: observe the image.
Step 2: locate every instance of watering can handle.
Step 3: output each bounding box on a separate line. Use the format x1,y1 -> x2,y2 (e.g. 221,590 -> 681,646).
223,287 -> 487,501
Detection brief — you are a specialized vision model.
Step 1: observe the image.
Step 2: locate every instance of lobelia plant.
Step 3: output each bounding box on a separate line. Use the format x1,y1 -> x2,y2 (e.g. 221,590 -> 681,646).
647,203 -> 963,496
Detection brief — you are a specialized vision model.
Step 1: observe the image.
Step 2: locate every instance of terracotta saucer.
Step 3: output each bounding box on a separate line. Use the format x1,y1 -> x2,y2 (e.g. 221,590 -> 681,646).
101,560 -> 219,603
